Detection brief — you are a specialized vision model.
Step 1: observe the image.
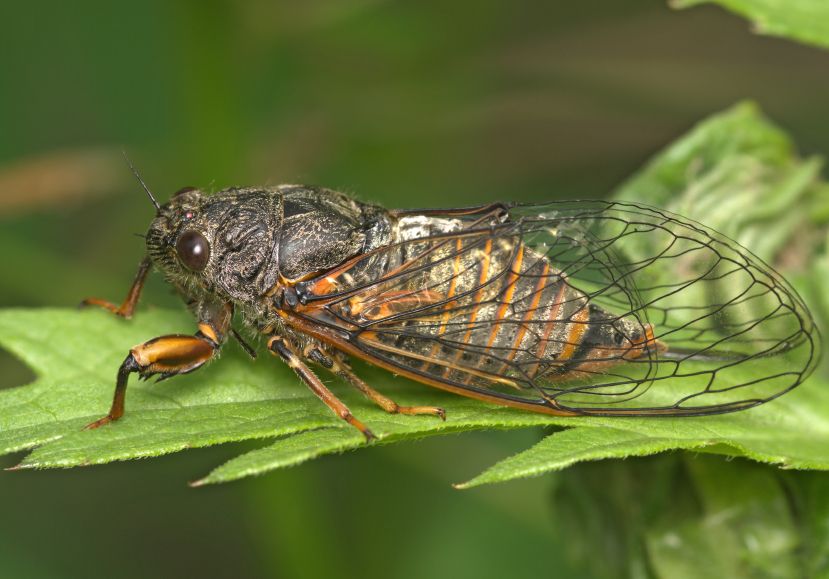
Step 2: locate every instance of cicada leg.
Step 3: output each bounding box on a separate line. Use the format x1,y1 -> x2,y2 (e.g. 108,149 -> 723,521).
268,337 -> 377,442
84,333 -> 218,429
81,256 -> 151,319
328,355 -> 446,421
84,302 -> 231,430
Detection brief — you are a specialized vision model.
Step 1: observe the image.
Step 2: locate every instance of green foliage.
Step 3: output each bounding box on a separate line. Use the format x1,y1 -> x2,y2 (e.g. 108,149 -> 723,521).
544,103 -> 829,579
614,101 -> 829,263
551,454 -> 829,578
0,308 -> 557,483
673,0 -> 829,51
1,103 -> 828,486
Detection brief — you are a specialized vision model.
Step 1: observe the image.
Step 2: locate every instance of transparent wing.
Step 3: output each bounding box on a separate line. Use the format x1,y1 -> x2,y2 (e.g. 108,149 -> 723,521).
282,200 -> 820,416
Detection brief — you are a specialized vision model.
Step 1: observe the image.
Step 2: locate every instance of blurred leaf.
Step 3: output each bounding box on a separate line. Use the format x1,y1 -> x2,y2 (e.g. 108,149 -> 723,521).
613,101 -> 826,266
550,456 -> 687,579
672,0 -> 829,51
0,228 -> 124,307
1,103 -> 828,486
0,148 -> 125,215
551,455 -> 825,579
808,229 -> 829,339
789,472 -> 829,575
647,458 -> 801,578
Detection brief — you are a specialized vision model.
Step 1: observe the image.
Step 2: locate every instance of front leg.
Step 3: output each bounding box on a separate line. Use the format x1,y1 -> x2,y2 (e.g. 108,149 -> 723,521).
84,301 -> 232,429
81,256 -> 152,319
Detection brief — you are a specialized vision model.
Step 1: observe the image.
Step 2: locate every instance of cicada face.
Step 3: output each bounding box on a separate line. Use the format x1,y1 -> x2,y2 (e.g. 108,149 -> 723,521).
144,186 -> 278,305
144,187 -> 211,291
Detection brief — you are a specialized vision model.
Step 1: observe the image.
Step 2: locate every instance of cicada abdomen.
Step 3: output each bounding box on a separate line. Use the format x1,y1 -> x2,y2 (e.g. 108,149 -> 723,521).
290,200 -> 819,417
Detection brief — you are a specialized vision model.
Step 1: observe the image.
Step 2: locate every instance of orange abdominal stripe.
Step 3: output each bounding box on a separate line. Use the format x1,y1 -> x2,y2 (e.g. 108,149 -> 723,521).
557,306 -> 591,362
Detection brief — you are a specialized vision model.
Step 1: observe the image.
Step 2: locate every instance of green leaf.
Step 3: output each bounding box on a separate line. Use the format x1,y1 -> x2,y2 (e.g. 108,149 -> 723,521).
0,307 -> 558,477
672,0 -> 829,51
456,382 -> 829,488
648,457 -> 802,578
1,305 -> 828,486
191,428 -> 365,486
549,455 -> 820,579
1,102 -> 828,486
613,101 -> 826,265
456,427 -> 710,489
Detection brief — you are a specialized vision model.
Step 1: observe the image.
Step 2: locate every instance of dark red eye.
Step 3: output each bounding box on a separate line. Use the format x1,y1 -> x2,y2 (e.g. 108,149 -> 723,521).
176,230 -> 210,271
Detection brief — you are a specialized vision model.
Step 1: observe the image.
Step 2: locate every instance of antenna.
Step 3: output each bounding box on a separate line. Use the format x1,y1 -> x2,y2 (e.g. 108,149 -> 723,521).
122,150 -> 161,212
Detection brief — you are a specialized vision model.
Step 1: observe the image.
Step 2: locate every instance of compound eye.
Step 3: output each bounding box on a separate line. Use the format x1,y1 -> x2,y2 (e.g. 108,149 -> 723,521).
176,230 -> 210,271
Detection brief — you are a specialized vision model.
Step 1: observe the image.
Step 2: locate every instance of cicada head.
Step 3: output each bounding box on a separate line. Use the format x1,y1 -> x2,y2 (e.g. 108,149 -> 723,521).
145,186 -> 277,303
144,186 -> 211,291
143,184 -> 386,306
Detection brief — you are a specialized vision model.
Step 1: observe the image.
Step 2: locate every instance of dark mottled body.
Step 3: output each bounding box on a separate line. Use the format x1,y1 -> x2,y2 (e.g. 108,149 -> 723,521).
147,186 -> 379,311
83,183 -> 818,436
146,186 -> 398,340
146,186 -> 648,396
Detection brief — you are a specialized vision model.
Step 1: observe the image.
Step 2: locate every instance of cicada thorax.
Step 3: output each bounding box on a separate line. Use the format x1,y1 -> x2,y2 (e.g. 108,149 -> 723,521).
295,212 -> 661,392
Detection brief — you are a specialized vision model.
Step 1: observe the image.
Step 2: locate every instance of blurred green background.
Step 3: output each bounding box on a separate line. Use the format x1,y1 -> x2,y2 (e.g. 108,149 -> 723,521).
2,2 -> 829,578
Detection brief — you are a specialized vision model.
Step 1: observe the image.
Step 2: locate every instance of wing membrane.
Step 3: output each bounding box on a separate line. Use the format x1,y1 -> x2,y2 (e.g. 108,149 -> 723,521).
282,200 -> 819,416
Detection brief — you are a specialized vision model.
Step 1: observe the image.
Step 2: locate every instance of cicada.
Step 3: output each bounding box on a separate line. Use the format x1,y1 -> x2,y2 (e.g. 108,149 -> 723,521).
82,178 -> 820,440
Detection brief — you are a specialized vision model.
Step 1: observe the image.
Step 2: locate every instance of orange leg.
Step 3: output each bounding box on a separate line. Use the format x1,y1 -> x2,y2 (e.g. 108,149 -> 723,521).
84,333 -> 219,430
330,357 -> 445,420
81,256 -> 151,319
268,337 -> 376,442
